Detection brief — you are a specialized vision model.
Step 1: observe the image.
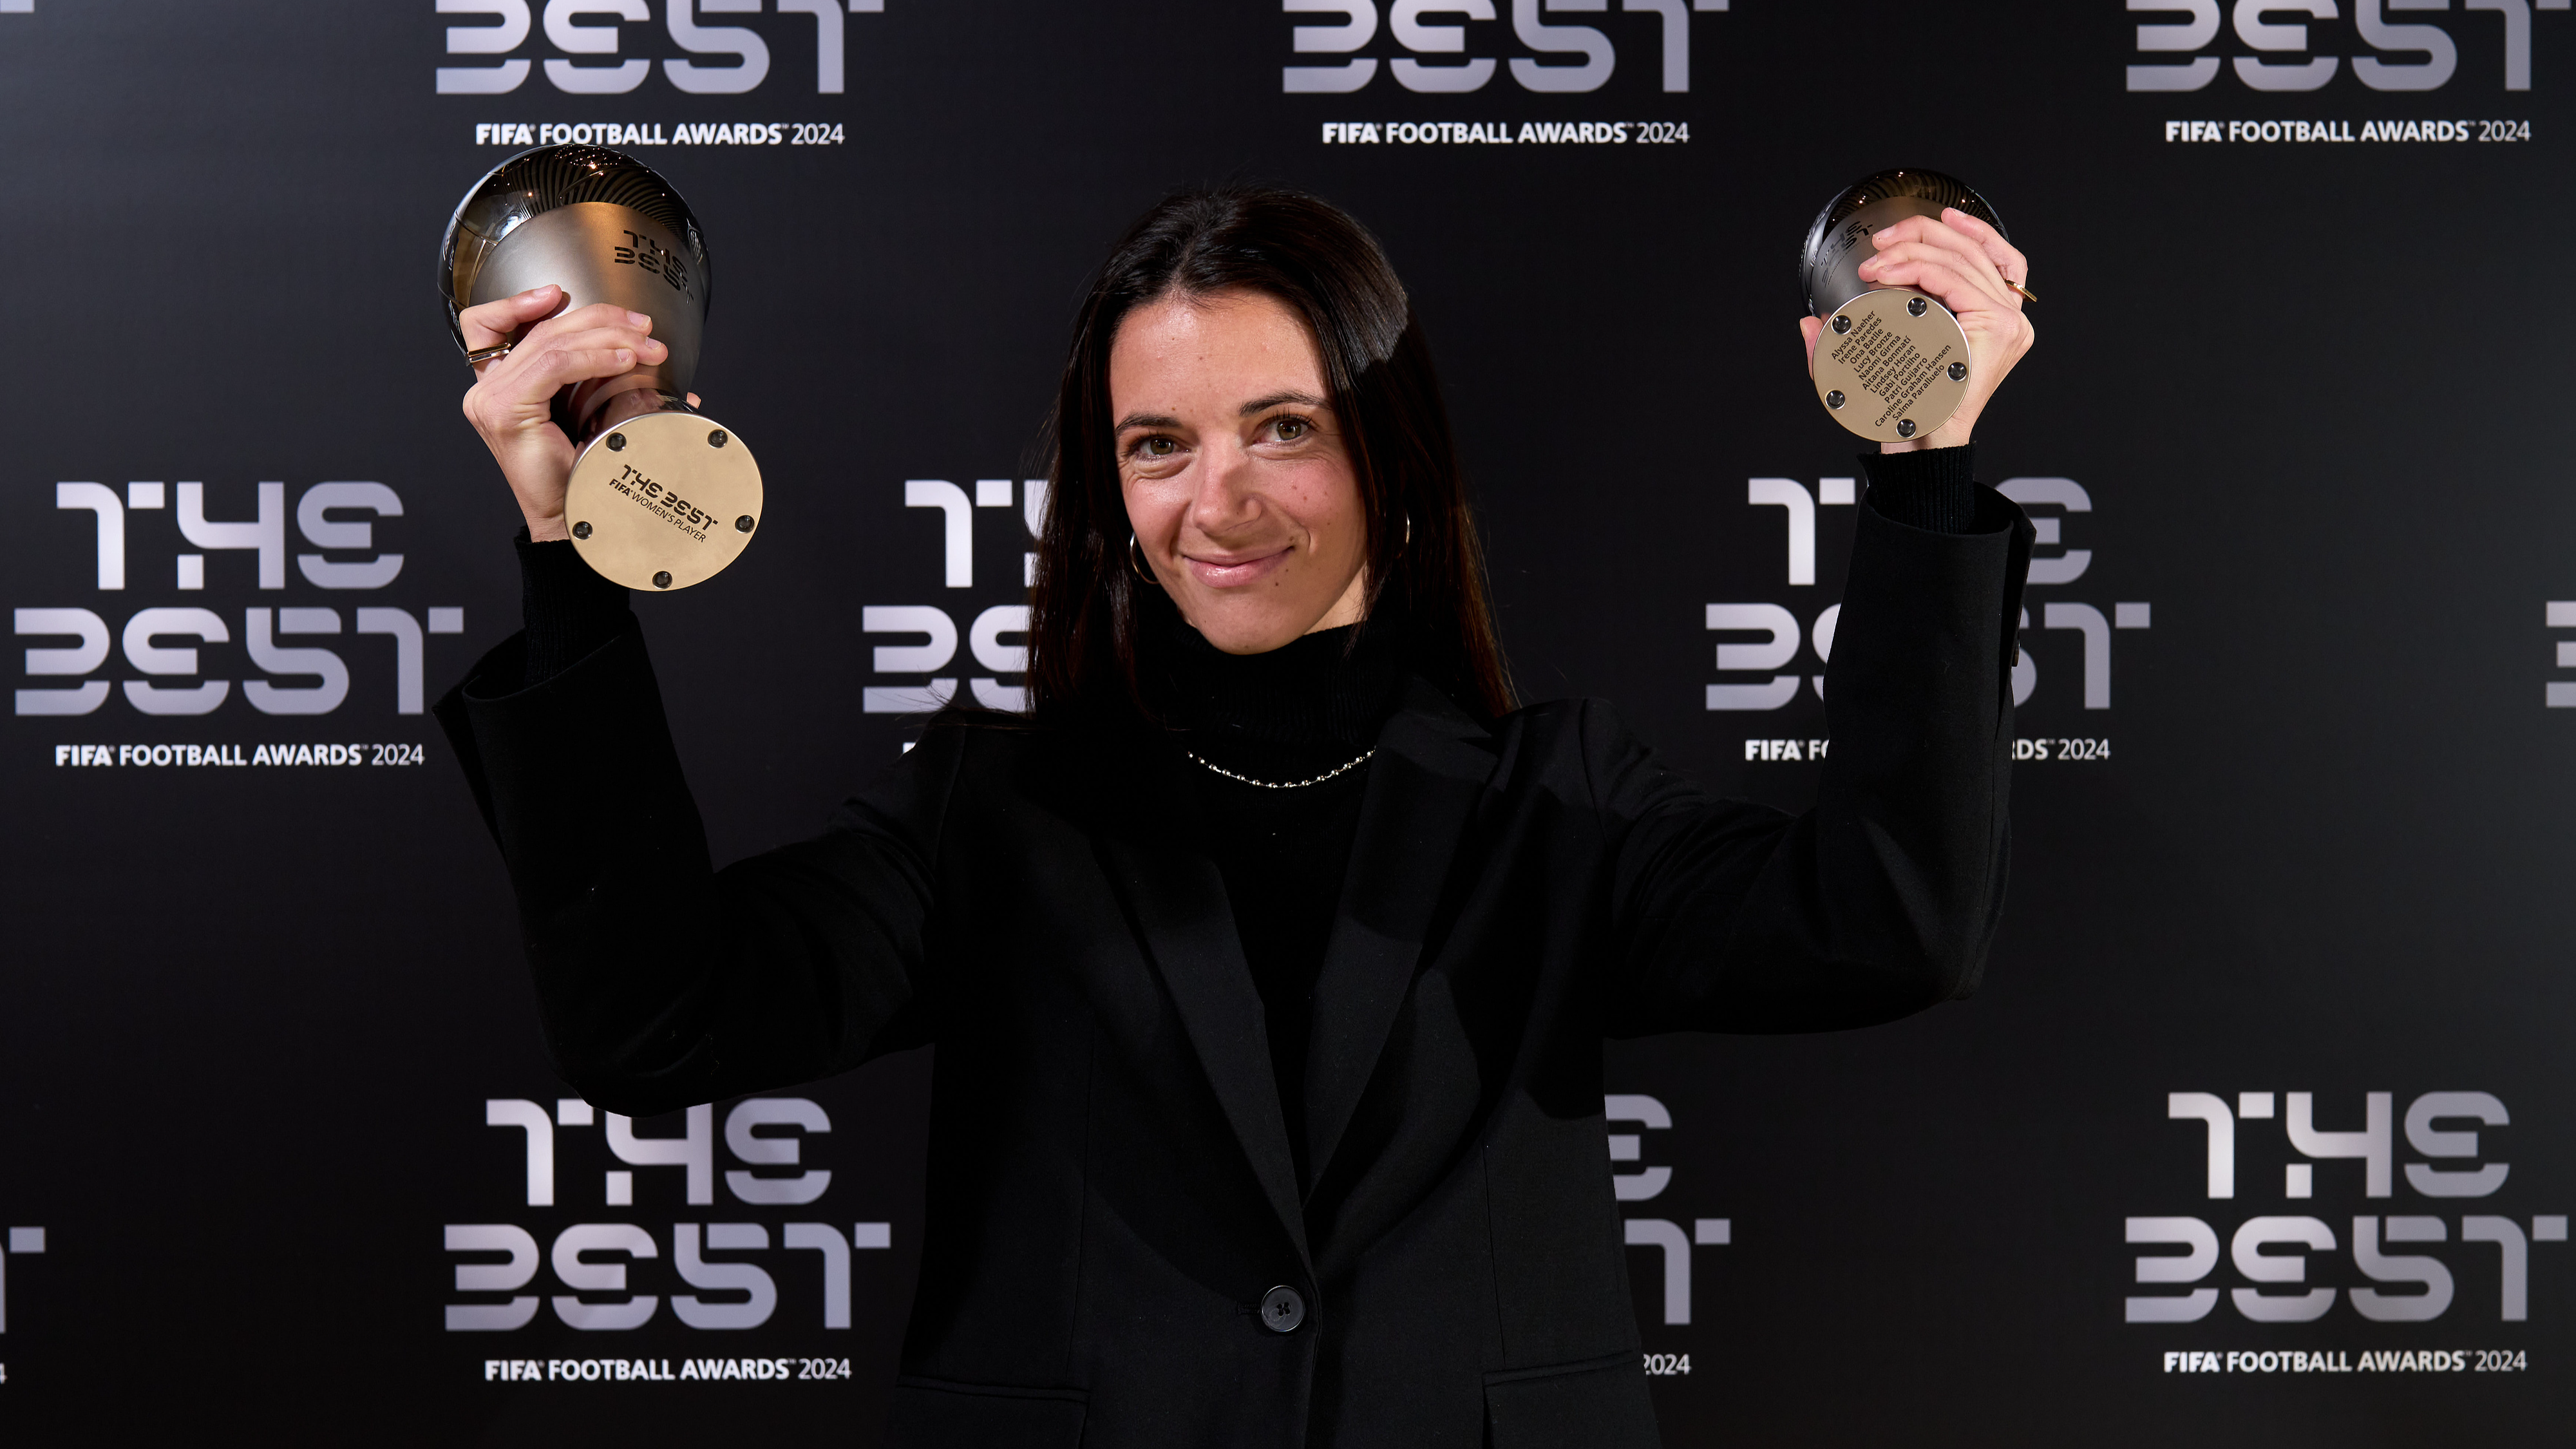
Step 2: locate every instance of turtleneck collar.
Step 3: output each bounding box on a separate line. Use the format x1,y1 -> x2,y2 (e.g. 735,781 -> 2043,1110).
1142,592 -> 1413,753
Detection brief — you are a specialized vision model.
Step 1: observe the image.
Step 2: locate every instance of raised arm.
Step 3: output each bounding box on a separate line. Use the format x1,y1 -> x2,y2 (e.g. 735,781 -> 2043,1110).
437,285 -> 945,1116
435,620 -> 954,1116
1602,458 -> 2032,1035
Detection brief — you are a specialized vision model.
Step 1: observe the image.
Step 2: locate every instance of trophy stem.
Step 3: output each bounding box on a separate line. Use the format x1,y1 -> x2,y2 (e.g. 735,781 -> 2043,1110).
578,385 -> 697,444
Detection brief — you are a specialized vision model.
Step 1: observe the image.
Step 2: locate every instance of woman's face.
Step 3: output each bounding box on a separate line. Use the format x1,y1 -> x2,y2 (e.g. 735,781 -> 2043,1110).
1112,287 -> 1371,655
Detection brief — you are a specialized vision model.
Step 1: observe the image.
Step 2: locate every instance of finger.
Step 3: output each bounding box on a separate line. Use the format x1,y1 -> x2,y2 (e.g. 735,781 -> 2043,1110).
475,303 -> 658,376
685,392 -> 702,409
1939,207 -> 2030,291
489,324 -> 666,383
542,301 -> 655,336
1797,315 -> 1823,371
1866,217 -> 2005,297
1859,245 -> 2010,314
492,339 -> 653,404
1859,255 -> 2011,324
509,303 -> 656,358
459,286 -> 568,352
489,322 -> 665,375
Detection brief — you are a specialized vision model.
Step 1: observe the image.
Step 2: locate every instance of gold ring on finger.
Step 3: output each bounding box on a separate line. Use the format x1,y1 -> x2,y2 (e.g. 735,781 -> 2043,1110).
2003,279 -> 2037,305
464,343 -> 513,367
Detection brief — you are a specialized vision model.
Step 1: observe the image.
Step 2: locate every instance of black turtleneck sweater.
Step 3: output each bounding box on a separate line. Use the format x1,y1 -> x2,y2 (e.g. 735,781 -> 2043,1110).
1149,605 -> 1411,1191
504,445 -> 1982,1191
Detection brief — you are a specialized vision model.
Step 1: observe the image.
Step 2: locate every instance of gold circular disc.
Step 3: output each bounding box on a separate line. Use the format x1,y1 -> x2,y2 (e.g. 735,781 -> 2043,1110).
563,412 -> 764,591
1811,289 -> 1971,444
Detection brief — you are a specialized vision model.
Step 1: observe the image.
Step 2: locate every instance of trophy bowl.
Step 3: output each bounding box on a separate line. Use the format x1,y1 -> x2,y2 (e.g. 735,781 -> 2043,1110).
440,145 -> 762,591
1800,169 -> 2008,444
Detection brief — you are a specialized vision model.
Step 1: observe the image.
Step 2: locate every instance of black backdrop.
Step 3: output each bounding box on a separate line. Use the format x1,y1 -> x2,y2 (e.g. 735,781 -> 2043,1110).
5,0 -> 2573,1442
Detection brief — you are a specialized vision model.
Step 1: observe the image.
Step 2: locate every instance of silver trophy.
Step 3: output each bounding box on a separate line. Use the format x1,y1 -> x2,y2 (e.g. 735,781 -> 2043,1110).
1800,169 -> 2008,444
440,146 -> 761,591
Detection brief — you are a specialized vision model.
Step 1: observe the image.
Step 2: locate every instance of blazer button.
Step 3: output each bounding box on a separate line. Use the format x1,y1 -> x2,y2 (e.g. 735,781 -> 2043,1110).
1259,1285 -> 1306,1334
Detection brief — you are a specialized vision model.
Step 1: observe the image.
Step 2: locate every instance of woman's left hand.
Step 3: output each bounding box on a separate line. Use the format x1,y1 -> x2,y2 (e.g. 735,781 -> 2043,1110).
1797,206 -> 2035,452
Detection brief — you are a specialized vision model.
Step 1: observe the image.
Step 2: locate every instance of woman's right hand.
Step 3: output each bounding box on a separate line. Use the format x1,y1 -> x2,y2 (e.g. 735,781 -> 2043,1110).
459,285 -> 669,542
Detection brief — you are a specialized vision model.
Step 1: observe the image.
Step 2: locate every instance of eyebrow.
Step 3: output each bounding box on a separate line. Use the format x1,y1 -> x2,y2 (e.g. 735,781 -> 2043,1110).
1239,390 -> 1326,417
1112,392 -> 1329,434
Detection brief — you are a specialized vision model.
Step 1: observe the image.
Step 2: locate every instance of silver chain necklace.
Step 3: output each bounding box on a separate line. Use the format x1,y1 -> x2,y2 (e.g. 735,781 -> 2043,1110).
1184,748 -> 1375,790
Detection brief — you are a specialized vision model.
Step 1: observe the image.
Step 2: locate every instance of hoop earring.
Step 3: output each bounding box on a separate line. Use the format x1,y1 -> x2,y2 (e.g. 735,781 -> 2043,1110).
1128,533 -> 1160,587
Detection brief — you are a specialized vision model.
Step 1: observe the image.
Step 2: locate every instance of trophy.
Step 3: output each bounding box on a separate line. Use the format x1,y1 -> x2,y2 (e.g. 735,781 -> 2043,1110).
1800,169 -> 2009,444
440,146 -> 761,591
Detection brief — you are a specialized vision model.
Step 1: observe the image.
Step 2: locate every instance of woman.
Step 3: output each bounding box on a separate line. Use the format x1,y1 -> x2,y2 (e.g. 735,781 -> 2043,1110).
439,185 -> 2034,1447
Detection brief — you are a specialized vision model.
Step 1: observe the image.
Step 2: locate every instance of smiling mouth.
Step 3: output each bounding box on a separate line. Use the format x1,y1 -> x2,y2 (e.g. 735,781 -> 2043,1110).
1182,546 -> 1291,589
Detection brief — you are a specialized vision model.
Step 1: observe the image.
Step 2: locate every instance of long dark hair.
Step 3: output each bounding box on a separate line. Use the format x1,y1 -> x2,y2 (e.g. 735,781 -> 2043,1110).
1024,185 -> 1515,723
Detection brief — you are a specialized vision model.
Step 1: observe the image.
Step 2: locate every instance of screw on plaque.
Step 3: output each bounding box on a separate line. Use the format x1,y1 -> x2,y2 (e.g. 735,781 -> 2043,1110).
1825,390 -> 1846,410
1831,314 -> 1852,335
1896,419 -> 1917,439
1907,296 -> 1928,317
572,521 -> 592,539
735,515 -> 755,533
606,433 -> 627,451
653,571 -> 673,589
1947,361 -> 1968,381
708,430 -> 728,448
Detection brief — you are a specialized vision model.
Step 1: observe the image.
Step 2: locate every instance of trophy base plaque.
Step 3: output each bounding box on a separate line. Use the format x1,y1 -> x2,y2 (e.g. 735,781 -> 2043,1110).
1810,287 -> 1971,446
564,404 -> 763,591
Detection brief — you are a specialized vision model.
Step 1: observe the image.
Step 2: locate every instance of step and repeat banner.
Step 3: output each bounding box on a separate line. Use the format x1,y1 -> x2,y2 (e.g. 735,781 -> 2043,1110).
3,0 -> 2572,1442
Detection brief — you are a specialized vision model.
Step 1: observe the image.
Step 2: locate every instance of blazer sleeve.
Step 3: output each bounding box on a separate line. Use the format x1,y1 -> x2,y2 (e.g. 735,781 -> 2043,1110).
433,622 -> 957,1116
1599,484 -> 2032,1035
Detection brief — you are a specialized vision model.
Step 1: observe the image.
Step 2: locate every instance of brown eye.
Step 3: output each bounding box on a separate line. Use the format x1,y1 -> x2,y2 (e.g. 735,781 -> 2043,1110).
1139,436 -> 1178,457
1273,417 -> 1309,441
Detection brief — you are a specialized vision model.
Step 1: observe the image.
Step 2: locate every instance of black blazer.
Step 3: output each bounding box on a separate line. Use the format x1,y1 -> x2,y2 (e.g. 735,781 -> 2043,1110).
437,491 -> 2032,1449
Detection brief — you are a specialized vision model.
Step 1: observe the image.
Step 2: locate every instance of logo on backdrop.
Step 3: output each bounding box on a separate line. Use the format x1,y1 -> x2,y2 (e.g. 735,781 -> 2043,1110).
2545,600 -> 2576,707
1707,475 -> 2149,764
435,0 -> 884,97
2126,0 -> 2566,98
1280,0 -> 1728,95
0,1225 -> 47,1368
14,482 -> 466,754
1607,1092 -> 1728,1374
2127,1090 -> 2566,1368
862,477 -> 1039,725
446,1096 -> 888,1379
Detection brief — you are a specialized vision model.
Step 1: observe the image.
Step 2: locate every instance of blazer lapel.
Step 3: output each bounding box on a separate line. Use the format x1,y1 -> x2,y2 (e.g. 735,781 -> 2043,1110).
1094,794 -> 1311,1264
1302,679 -> 1499,1186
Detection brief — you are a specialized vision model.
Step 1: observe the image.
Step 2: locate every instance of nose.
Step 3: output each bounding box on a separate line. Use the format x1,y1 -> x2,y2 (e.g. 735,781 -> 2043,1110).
1187,437 -> 1259,540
